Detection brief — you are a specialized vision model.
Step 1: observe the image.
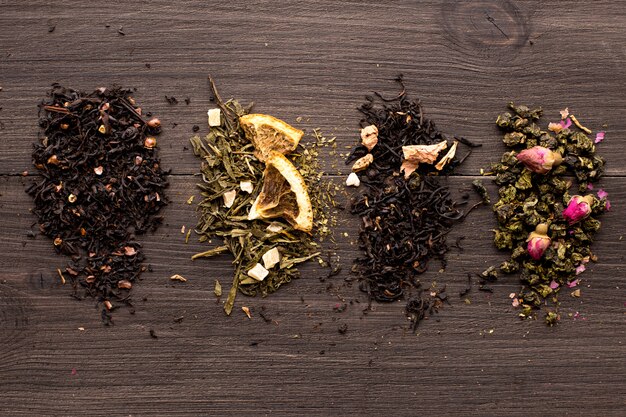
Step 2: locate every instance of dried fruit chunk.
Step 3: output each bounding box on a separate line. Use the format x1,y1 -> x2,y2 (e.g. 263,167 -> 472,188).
248,152 -> 313,232
239,114 -> 303,162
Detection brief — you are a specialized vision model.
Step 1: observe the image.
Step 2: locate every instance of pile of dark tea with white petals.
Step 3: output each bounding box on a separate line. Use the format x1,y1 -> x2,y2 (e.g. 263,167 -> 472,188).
345,76 -> 482,330
28,84 -> 169,324
485,103 -> 609,325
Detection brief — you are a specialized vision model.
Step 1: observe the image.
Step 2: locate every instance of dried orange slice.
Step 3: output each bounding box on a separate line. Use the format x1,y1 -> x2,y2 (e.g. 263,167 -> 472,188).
248,151 -> 313,232
239,114 -> 303,162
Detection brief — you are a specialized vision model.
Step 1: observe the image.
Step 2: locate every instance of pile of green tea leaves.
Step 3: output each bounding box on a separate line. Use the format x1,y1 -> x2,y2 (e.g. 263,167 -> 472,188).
190,80 -> 337,315
486,103 -> 610,324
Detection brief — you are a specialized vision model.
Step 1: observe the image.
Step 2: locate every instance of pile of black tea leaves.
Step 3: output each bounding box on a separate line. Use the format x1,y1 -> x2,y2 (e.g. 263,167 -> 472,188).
487,103 -> 609,325
28,84 -> 169,324
346,76 -> 481,330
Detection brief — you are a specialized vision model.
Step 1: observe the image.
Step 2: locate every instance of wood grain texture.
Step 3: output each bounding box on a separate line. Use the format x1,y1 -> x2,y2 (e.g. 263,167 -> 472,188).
0,1 -> 625,416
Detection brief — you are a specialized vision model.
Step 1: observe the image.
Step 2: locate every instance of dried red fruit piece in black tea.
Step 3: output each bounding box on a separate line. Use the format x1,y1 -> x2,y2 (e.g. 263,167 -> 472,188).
27,84 -> 169,323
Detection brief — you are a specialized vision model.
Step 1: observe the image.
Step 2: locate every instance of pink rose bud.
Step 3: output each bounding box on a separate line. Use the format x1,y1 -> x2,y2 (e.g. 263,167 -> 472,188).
527,223 -> 551,260
562,195 -> 593,225
516,146 -> 563,174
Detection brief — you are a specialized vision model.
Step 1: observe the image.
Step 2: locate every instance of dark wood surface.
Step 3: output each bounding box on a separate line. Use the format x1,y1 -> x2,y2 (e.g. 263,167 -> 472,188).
1,1 -> 625,416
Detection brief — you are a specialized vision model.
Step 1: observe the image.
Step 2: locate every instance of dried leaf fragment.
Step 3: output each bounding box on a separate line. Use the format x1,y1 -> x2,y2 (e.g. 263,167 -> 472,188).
352,153 -> 373,172
170,274 -> 187,282
570,114 -> 592,134
435,141 -> 458,170
214,280 -> 222,297
548,122 -> 563,133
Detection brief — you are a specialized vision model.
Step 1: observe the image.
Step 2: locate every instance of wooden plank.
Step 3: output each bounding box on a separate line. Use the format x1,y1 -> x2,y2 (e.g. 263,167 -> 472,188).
0,0 -> 625,415
0,1 -> 625,176
0,174 -> 624,416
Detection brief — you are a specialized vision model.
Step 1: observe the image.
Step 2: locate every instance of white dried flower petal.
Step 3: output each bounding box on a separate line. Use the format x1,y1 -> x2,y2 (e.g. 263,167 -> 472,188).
240,181 -> 254,193
346,172 -> 360,187
248,263 -> 269,281
262,247 -> 281,269
208,108 -> 221,127
223,190 -> 237,208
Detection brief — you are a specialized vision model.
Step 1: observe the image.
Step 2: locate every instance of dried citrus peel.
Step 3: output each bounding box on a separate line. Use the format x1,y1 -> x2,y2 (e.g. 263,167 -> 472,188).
239,114 -> 303,162
248,151 -> 313,233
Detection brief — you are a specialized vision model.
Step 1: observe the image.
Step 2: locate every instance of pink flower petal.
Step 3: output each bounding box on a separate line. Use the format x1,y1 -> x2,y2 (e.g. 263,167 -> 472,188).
606,200 -> 611,211
567,279 -> 579,288
595,131 -> 605,144
587,183 -> 594,190
597,189 -> 608,199
560,118 -> 572,129
549,280 -> 559,289
575,264 -> 586,275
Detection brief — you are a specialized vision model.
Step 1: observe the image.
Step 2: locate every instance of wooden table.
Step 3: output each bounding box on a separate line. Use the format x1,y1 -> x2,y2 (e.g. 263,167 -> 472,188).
1,1 -> 624,415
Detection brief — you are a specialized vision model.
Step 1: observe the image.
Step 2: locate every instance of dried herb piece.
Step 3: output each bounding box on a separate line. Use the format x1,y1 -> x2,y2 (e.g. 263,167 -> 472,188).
488,103 -> 608,324
347,76 -> 479,328
27,85 -> 169,322
191,78 -> 338,315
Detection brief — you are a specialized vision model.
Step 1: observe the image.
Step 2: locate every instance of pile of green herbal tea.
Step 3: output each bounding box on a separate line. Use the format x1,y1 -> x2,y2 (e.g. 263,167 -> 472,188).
190,78 -> 337,315
345,76 -> 482,330
486,103 -> 610,325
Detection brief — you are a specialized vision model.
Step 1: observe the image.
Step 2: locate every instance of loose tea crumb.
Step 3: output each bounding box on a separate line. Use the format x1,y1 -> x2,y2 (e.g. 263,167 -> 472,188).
27,85 -> 168,323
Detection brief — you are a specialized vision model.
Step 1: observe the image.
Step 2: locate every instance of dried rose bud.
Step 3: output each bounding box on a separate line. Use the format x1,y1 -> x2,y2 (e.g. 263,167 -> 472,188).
47,155 -> 60,165
68,193 -> 77,203
360,125 -> 378,151
562,195 -> 594,225
103,300 -> 113,310
60,123 -> 69,130
516,146 -> 562,174
93,166 -> 103,175
144,137 -> 157,148
147,117 -> 161,128
53,237 -> 63,246
527,223 -> 551,260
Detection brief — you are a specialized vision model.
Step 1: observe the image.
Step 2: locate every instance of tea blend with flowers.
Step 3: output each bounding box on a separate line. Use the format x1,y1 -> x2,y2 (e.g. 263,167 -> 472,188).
488,103 -> 609,324
190,78 -> 337,315
27,85 -> 169,324
346,76 -> 481,329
